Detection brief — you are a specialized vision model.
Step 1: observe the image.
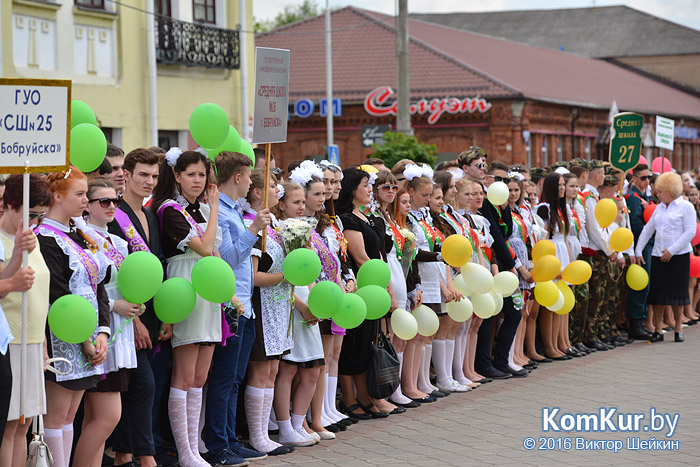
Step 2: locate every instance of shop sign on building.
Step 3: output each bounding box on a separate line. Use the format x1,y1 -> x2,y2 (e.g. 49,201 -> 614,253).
363,86 -> 491,125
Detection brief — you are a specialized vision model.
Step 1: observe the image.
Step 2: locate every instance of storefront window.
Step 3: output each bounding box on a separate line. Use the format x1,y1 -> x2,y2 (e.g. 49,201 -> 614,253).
542,136 -> 548,167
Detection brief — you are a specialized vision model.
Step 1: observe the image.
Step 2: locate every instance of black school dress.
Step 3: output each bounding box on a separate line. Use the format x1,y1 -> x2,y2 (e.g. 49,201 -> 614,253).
337,212 -> 385,376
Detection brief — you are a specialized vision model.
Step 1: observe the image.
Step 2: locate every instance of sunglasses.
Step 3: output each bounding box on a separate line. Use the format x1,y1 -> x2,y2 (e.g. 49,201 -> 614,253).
88,197 -> 122,208
29,212 -> 46,221
379,184 -> 399,192
491,175 -> 512,184
270,168 -> 284,177
638,175 -> 649,181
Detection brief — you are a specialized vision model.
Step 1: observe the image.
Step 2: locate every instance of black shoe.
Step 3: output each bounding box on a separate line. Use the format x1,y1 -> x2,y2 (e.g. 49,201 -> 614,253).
497,366 -> 528,377
479,367 -> 512,379
430,390 -> 447,398
389,405 -> 406,414
360,402 -> 389,418
675,332 -> 685,342
338,400 -> 371,420
531,356 -> 553,363
336,417 -> 354,426
476,377 -> 493,383
267,445 -> 295,456
629,319 -> 653,340
390,398 -> 420,408
323,424 -> 340,433
565,348 -> 583,357
523,362 -> 538,370
649,332 -> 663,342
586,340 -> 608,351
575,343 -> 592,354
410,395 -> 436,403
545,353 -> 569,361
612,336 -> 628,346
642,325 -> 654,334
334,422 -> 348,431
663,326 -> 674,331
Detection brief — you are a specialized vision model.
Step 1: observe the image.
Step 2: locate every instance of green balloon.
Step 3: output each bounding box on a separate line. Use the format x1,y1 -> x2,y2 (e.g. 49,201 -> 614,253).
209,126 -> 242,161
191,256 -> 236,303
283,248 -> 322,286
238,140 -> 256,166
48,295 -> 97,344
71,100 -> 97,129
308,281 -> 343,319
356,259 -> 391,289
154,278 -> 197,324
355,285 -> 391,319
332,293 -> 367,329
189,103 -> 229,149
117,251 -> 164,304
70,123 -> 107,173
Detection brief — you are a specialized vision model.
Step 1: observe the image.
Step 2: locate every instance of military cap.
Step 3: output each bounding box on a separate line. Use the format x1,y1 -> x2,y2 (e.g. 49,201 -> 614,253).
589,159 -> 606,170
602,174 -> 619,187
530,167 -> 548,177
569,158 -> 590,170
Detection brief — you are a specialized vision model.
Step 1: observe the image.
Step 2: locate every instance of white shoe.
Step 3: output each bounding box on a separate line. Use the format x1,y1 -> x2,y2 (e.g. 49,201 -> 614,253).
278,428 -> 315,447
303,429 -> 321,444
435,379 -> 455,393
317,430 -> 336,440
448,379 -> 471,392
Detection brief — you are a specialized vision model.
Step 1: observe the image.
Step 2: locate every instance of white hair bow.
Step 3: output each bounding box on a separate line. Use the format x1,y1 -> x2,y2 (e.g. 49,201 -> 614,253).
403,163 -> 423,181
421,164 -> 434,180
277,184 -> 285,200
289,160 -> 323,186
368,172 -> 378,186
166,147 -> 183,167
554,167 -> 570,175
195,147 -> 209,158
447,167 -> 465,181
508,171 -> 525,181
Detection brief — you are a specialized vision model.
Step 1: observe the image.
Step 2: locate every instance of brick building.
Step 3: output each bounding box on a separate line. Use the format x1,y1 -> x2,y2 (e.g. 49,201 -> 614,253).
256,7 -> 700,171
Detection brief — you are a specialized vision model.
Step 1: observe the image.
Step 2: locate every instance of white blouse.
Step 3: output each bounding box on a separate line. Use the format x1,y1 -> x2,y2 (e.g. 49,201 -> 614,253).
635,197 -> 695,258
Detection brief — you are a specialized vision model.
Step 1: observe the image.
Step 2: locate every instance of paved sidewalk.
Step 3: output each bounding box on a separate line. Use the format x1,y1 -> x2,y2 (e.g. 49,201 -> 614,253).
258,326 -> 700,466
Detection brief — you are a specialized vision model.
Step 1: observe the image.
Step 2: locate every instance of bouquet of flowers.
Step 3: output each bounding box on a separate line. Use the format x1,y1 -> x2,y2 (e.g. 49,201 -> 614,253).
400,228 -> 416,277
278,217 -> 317,252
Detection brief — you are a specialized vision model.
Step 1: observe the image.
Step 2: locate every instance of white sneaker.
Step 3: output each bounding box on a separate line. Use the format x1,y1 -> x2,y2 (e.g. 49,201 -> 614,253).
302,428 -> 321,443
317,430 -> 336,440
278,428 -> 316,447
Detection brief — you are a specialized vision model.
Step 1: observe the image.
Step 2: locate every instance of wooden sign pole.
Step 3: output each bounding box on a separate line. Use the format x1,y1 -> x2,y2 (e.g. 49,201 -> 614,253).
261,143 -> 272,251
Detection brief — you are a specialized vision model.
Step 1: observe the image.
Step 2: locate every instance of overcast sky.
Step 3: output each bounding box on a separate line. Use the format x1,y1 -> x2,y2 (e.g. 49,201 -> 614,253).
254,0 -> 700,31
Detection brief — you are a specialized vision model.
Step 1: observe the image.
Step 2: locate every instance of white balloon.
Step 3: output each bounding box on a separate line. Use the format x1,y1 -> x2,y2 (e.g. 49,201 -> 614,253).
391,308 -> 418,340
489,290 -> 504,316
547,290 -> 566,312
461,263 -> 494,294
471,293 -> 495,319
493,271 -> 519,296
487,181 -> 509,206
446,298 -> 473,322
452,274 -> 473,297
412,305 -> 439,336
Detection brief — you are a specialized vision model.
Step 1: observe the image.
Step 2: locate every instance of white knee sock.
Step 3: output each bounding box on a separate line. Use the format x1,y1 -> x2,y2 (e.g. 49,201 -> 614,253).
444,339 -> 455,382
321,375 -> 340,424
508,339 -> 523,371
61,423 -> 73,467
186,388 -> 208,464
389,352 -> 412,404
245,386 -> 275,453
417,344 -> 435,393
263,388 -> 282,449
432,340 -> 449,383
326,376 -> 346,420
168,387 -> 206,467
44,428 -> 65,467
453,325 -> 471,384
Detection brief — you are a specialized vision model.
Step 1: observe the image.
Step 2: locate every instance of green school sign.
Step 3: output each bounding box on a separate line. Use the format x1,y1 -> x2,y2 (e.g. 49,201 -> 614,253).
609,112 -> 643,172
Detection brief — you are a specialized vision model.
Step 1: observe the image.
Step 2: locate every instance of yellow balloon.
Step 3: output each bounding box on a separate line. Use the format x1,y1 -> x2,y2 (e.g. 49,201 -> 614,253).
452,274 -> 473,297
561,260 -> 592,285
532,255 -> 561,282
441,234 -> 473,268
547,291 -> 565,312
358,164 -> 379,173
532,240 -> 556,262
446,298 -> 473,322
534,281 -> 559,307
626,264 -> 649,291
471,293 -> 495,319
610,227 -> 634,252
554,281 -> 576,315
595,198 -> 617,228
461,263 -> 494,294
391,308 -> 418,340
489,291 -> 504,316
412,305 -> 439,336
493,271 -> 519,296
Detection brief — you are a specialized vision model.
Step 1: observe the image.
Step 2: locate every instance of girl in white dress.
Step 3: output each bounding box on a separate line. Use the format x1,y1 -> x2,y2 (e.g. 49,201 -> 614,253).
536,174 -> 574,361
150,149 -> 223,467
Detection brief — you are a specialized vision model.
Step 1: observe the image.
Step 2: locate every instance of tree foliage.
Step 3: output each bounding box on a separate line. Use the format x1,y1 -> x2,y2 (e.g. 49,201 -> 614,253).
255,0 -> 321,32
371,132 -> 437,169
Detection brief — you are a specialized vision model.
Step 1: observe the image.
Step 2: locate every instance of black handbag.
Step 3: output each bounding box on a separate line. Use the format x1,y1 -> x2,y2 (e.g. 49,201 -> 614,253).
367,319 -> 401,399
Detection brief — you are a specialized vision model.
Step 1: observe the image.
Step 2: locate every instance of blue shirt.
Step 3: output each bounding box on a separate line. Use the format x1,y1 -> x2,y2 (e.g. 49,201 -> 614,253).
218,193 -> 258,319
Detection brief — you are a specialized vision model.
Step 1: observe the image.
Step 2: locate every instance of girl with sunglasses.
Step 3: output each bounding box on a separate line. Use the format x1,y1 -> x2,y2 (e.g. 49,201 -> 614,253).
372,171 -> 415,410
82,180 -> 139,467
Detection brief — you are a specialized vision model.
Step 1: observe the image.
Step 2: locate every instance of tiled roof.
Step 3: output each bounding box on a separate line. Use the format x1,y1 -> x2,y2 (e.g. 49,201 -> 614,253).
256,6 -> 700,120
411,6 -> 700,58
255,7 -> 518,101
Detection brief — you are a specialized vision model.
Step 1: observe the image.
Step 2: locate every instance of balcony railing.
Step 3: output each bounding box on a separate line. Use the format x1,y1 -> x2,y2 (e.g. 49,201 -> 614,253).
155,16 -> 240,69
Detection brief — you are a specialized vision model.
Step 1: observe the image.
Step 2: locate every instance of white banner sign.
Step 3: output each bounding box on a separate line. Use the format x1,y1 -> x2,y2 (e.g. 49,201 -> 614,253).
0,79 -> 70,173
252,47 -> 290,144
655,115 -> 675,150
